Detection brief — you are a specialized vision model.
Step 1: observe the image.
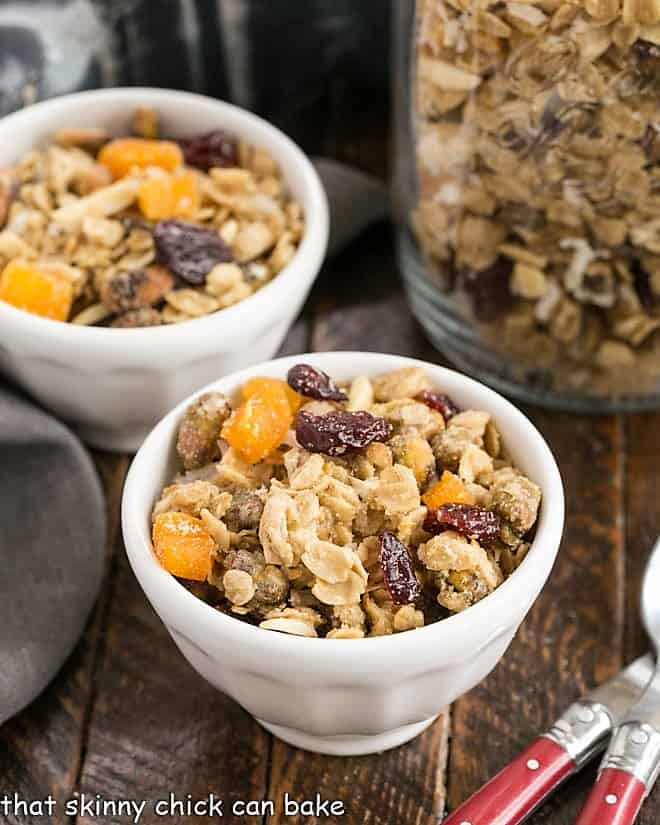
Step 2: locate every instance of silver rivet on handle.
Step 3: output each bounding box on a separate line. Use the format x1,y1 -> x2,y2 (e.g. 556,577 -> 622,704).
631,729 -> 650,745
605,794 -> 618,805
577,707 -> 595,723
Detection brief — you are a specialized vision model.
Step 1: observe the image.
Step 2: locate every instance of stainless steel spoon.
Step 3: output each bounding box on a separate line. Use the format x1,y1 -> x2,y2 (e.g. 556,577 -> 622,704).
575,537 -> 660,825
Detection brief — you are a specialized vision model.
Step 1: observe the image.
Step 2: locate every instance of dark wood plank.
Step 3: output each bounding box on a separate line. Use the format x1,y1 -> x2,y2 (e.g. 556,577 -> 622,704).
624,412 -> 660,825
75,513 -> 270,825
267,715 -> 449,825
265,224 -> 450,824
311,222 -> 437,361
447,413 -> 626,823
624,412 -> 660,660
0,453 -> 127,825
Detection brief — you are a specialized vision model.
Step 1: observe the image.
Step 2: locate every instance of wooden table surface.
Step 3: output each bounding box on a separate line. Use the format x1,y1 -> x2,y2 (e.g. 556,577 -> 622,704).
2,220 -> 659,824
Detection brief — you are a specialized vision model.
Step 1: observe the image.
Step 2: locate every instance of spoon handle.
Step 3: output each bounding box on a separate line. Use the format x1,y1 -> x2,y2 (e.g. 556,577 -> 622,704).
443,699 -> 614,825
575,721 -> 660,825
574,768 -> 645,825
442,737 -> 574,825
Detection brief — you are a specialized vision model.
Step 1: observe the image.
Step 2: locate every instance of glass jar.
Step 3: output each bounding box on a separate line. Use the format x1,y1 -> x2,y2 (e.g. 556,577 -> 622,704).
394,0 -> 660,411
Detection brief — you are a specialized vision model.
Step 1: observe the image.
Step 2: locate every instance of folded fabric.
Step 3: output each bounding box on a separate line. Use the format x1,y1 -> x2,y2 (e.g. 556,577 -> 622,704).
0,158 -> 386,725
0,384 -> 105,725
312,158 -> 389,256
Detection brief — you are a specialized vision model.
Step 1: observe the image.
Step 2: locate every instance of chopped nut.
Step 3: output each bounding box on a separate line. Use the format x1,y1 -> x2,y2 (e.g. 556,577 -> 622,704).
55,127 -> 110,153
372,367 -> 430,401
550,298 -> 582,344
347,375 -> 374,411
223,569 -> 256,606
491,468 -> 542,534
165,288 -> 220,317
458,444 -> 493,484
390,431 -> 436,485
71,303 -> 111,326
176,392 -> 230,470
595,339 -> 637,369
418,530 -> 502,590
233,221 -> 275,263
511,262 -> 547,299
132,106 -> 160,139
393,605 -> 425,631
52,178 -> 141,229
100,264 -> 174,314
111,307 -> 162,328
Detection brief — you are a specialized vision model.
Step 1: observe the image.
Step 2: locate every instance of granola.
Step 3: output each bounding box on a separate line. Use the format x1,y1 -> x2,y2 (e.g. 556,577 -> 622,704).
0,108 -> 303,327
151,365 -> 542,637
412,0 -> 660,396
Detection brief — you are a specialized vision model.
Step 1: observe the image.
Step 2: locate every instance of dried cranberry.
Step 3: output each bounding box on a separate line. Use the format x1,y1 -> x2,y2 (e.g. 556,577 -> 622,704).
379,531 -> 421,605
287,364 -> 347,402
462,258 -> 513,323
416,390 -> 459,421
153,220 -> 233,285
178,130 -> 238,171
425,504 -> 501,547
295,410 -> 392,457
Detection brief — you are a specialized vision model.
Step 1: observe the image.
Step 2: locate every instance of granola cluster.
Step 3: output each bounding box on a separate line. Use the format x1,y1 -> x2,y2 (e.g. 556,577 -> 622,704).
413,0 -> 660,394
0,107 -> 303,327
151,365 -> 542,638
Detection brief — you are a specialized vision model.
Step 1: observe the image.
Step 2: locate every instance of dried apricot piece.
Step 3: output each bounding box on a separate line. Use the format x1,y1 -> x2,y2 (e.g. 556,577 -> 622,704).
0,259 -> 73,321
138,172 -> 200,220
222,379 -> 294,464
152,511 -> 215,581
422,470 -> 475,509
98,138 -> 183,180
242,376 -> 303,413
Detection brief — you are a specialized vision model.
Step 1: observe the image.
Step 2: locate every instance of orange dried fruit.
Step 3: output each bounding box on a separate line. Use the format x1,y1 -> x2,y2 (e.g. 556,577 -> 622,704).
152,512 -> 215,581
422,470 -> 475,509
0,259 -> 73,321
98,138 -> 183,179
242,376 -> 303,413
222,378 -> 294,464
138,172 -> 200,220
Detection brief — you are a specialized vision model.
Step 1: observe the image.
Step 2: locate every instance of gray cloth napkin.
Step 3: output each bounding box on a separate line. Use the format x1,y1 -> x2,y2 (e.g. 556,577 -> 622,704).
0,160 -> 386,725
0,387 -> 106,724
313,159 -> 389,256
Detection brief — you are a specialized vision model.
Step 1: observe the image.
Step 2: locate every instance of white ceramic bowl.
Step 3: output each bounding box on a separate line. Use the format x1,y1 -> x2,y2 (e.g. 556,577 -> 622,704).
0,88 -> 328,451
122,352 -> 564,756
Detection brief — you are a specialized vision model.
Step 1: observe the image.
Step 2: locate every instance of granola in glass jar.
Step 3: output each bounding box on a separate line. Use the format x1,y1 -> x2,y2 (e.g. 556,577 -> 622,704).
151,365 -> 542,638
411,0 -> 660,399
